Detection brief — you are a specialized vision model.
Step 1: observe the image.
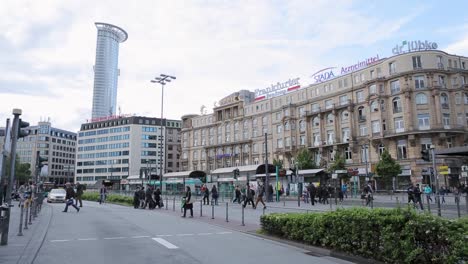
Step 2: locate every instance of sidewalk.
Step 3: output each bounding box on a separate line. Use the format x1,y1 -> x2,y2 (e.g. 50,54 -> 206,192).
0,202 -> 52,264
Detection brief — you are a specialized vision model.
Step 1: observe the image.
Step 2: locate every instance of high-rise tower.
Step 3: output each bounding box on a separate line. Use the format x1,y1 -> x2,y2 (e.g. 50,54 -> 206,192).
91,22 -> 128,119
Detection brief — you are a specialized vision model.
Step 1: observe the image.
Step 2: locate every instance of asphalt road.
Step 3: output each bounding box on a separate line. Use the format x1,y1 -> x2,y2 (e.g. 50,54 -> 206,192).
33,202 -> 352,264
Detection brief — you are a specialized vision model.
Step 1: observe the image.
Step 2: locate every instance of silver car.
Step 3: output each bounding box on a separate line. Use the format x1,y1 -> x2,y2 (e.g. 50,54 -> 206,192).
47,189 -> 66,203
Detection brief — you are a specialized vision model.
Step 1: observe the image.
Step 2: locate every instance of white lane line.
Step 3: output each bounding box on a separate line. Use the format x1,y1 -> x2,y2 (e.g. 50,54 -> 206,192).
156,234 -> 173,237
197,233 -> 213,236
152,238 -> 178,249
103,237 -> 126,240
50,240 -> 70,242
176,234 -> 193,236
131,235 -> 150,239
77,238 -> 98,241
216,232 -> 232,235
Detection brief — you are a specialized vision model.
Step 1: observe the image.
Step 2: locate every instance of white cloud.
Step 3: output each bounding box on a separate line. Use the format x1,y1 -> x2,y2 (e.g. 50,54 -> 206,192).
0,0 -> 418,131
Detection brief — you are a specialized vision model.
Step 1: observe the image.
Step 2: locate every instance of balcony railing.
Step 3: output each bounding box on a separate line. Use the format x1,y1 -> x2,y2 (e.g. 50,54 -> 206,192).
358,116 -> 366,122
441,103 -> 449,109
393,107 -> 403,113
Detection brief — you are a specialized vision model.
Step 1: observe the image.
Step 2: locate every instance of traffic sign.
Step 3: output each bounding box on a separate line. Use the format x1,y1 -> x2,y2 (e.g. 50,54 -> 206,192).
335,170 -> 347,174
438,166 -> 448,171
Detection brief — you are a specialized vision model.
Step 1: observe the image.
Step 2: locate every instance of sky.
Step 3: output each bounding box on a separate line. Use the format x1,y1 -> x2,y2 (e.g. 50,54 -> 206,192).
1,0 -> 468,132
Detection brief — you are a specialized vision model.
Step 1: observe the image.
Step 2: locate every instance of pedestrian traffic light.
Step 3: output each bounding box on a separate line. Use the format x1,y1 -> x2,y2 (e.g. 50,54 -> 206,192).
139,168 -> 144,178
233,168 -> 239,179
289,168 -> 296,177
421,149 -> 430,162
17,119 -> 29,139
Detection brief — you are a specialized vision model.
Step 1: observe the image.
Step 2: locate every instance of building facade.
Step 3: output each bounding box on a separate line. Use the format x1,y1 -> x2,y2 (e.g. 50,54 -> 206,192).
0,121 -> 77,184
75,116 -> 182,188
91,22 -> 128,119
181,50 -> 468,190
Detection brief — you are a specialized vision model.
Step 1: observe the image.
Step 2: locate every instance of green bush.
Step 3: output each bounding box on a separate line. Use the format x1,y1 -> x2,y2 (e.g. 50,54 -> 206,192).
81,192 -> 133,206
261,208 -> 468,264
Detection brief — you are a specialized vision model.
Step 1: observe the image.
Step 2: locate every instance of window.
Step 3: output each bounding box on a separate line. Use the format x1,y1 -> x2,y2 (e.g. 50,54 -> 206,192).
370,70 -> 375,79
284,121 -> 290,131
371,120 -> 381,133
370,101 -> 378,112
313,117 -> 320,127
277,139 -> 283,148
354,75 -> 359,84
327,130 -> 334,144
412,56 -> 422,69
391,80 -> 400,94
299,120 -> 306,132
339,95 -> 348,105
464,93 -> 468,104
327,113 -> 334,124
345,147 -> 352,160
369,84 -> 377,94
342,128 -> 350,142
277,124 -> 283,134
447,138 -> 453,148
418,114 -> 430,130
360,73 -> 365,82
285,137 -> 291,147
380,100 -> 386,112
452,77 -> 458,86
359,124 -> 368,136
312,103 -> 320,112
457,113 -> 463,125
341,111 -> 349,122
438,75 -> 446,87
416,93 -> 428,105
392,97 -> 402,113
397,140 -> 407,160
313,133 -> 321,146
356,90 -> 364,103
455,93 -> 461,104
298,107 -> 305,117
300,135 -> 306,146
361,145 -> 369,163
389,62 -> 396,74
378,144 -> 385,156
394,117 -> 404,133
414,76 -> 425,89
440,93 -> 449,109
358,106 -> 365,121
325,99 -> 333,109
443,113 -> 450,128
343,78 -> 348,87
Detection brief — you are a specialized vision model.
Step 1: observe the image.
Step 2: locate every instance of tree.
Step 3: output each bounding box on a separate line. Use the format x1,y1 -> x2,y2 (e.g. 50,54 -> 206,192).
272,158 -> 283,169
375,150 -> 402,191
5,155 -> 32,184
295,148 -> 317,170
329,152 -> 349,183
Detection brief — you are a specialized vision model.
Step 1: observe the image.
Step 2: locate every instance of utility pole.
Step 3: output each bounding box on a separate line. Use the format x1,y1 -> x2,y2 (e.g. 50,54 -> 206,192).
264,133 -> 269,202
0,119 -> 10,204
430,146 -> 441,216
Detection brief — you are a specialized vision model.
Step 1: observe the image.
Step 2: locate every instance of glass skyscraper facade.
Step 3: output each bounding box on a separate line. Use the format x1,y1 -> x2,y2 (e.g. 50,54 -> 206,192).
91,22 -> 128,120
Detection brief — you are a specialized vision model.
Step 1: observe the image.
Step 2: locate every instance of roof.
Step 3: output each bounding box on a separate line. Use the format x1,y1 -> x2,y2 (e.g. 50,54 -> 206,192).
211,164 -> 269,174
298,169 -> 324,175
163,171 -> 192,178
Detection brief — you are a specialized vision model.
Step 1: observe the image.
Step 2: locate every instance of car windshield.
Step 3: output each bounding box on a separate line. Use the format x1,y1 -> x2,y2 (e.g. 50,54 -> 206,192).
50,189 -> 66,194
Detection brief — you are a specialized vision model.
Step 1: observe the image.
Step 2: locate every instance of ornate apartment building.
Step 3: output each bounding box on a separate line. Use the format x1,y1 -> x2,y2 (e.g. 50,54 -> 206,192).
181,50 -> 468,189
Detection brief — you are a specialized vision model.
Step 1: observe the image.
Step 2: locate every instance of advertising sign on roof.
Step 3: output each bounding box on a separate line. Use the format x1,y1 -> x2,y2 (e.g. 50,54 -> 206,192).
254,78 -> 301,101
392,40 -> 438,55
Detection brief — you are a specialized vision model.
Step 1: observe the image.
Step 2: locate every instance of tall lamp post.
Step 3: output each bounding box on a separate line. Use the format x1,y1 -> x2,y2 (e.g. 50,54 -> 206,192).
151,74 -> 176,192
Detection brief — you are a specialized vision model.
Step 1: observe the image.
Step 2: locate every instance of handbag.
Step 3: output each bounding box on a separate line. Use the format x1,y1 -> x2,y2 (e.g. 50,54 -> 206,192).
66,199 -> 74,205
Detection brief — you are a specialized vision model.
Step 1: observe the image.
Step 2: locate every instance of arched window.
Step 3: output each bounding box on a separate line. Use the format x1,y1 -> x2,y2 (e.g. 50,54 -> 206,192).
284,121 -> 290,130
313,117 -> 320,127
378,144 -> 385,156
440,93 -> 449,108
415,93 -> 428,105
392,97 -> 402,113
341,110 -> 349,122
370,101 -> 378,112
327,113 -> 334,124
358,106 -> 365,119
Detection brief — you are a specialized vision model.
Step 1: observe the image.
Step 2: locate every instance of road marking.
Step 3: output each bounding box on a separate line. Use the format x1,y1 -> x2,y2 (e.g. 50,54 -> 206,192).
216,231 -> 232,235
131,235 -> 150,238
176,234 -> 193,236
197,233 -> 213,235
156,234 -> 173,237
77,238 -> 98,241
50,240 -> 70,242
103,237 -> 126,240
152,238 -> 178,249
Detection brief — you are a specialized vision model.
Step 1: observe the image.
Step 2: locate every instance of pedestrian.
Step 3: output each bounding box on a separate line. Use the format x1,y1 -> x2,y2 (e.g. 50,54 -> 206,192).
303,187 -> 309,203
138,187 -> 145,208
243,184 -> 255,209
309,183 -> 316,205
63,182 -> 80,213
255,183 -> 267,209
268,184 -> 274,202
423,184 -> 433,203
154,187 -> 162,208
413,184 -> 424,210
407,184 -> 415,204
0,179 -> 7,205
144,184 -> 153,209
233,185 -> 241,204
99,182 -> 107,204
182,186 -> 193,218
342,183 -> 348,199
133,187 -> 140,209
440,186 -> 446,204
202,184 -> 210,205
17,182 -> 26,207
211,185 -> 218,205
75,182 -> 85,207
364,181 -> 373,207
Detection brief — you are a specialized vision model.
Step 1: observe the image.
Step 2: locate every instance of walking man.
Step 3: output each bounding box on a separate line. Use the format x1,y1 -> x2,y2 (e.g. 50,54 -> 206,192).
255,183 -> 267,209
364,181 -> 373,207
243,184 -> 255,209
144,184 -> 153,209
413,184 -> 424,210
75,182 -> 85,207
63,182 -> 80,213
99,182 -> 107,204
233,185 -> 241,204
309,183 -> 317,205
202,184 -> 210,205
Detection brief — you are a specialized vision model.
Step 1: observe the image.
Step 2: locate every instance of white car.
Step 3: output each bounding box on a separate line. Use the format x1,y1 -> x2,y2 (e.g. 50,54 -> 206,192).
47,189 -> 66,203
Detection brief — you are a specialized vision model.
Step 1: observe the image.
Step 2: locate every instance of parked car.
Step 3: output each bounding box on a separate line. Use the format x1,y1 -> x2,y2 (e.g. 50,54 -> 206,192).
47,189 -> 66,203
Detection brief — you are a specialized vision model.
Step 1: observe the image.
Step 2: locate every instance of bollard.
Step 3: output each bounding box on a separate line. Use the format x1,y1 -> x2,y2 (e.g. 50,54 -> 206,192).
24,205 -> 28,230
426,195 -> 431,213
241,205 -> 245,226
200,200 -> 203,217
166,197 -> 168,210
226,202 -> 229,222
456,194 -> 461,218
211,204 -> 214,219
29,202 -> 33,225
18,205 -> 24,236
172,197 -> 175,212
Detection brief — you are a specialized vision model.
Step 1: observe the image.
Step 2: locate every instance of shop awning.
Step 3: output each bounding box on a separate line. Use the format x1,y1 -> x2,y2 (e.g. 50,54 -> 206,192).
299,169 -> 324,175
217,177 -> 236,182
163,170 -> 206,178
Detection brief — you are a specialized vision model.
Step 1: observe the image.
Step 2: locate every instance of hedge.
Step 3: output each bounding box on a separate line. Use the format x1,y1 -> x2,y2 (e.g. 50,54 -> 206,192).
81,192 -> 133,206
260,208 -> 467,264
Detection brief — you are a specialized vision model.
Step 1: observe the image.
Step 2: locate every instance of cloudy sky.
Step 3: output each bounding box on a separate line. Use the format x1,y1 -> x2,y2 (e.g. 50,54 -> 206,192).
1,0 -> 467,132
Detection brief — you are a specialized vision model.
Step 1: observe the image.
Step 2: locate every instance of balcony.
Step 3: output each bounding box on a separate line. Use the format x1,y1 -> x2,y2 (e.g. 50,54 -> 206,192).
393,107 -> 403,114
441,103 -> 449,109
358,116 -> 366,122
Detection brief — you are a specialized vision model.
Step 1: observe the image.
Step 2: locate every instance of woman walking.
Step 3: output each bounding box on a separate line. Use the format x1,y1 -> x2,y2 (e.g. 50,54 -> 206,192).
211,185 -> 218,205
182,186 -> 193,218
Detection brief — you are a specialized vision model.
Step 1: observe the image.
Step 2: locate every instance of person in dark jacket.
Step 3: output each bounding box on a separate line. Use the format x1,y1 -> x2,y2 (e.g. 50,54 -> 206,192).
63,183 -> 80,213
233,185 -> 241,204
308,183 -> 317,205
202,184 -> 210,205
255,184 -> 266,209
154,188 -> 162,208
133,187 -> 141,209
243,184 -> 255,209
211,185 -> 218,205
413,184 -> 424,210
75,182 -> 85,207
144,185 -> 153,209
182,186 -> 193,217
138,187 -> 145,208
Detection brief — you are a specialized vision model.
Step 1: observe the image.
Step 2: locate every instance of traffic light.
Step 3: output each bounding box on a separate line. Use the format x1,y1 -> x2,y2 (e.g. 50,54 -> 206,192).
289,168 -> 296,177
38,156 -> 48,168
421,149 -> 430,162
233,168 -> 240,179
17,119 -> 29,139
139,168 -> 144,179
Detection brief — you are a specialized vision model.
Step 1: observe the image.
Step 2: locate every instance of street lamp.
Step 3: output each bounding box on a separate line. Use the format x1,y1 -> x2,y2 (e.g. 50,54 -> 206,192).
151,74 -> 176,192
430,145 -> 441,216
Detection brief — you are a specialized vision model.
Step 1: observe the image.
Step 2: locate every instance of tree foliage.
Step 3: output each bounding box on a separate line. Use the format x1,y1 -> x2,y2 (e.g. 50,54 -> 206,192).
272,158 -> 283,169
295,148 -> 316,169
5,155 -> 32,184
329,152 -> 350,182
375,150 -> 402,190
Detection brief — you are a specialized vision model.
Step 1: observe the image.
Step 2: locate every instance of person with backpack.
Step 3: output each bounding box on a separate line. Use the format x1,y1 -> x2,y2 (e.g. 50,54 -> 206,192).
364,181 -> 373,207
138,186 -> 145,208
243,184 -> 255,209
233,185 -> 241,204
413,184 -> 424,210
407,184 -> 415,204
182,186 -> 193,217
133,187 -> 141,209
63,182 -> 80,213
154,187 -> 162,208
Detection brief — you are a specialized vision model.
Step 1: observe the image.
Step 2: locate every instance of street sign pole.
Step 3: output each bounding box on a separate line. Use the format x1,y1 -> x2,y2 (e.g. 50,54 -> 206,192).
431,147 -> 441,217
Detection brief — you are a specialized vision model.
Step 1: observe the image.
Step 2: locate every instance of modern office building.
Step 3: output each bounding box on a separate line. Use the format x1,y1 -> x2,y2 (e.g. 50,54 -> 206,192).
75,116 -> 182,188
180,49 -> 468,191
91,22 -> 128,119
0,121 -> 77,184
